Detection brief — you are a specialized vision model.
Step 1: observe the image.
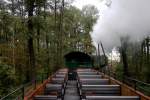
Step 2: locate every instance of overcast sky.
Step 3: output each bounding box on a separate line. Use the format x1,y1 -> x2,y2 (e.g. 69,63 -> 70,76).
72,0 -> 103,10
73,0 -> 150,52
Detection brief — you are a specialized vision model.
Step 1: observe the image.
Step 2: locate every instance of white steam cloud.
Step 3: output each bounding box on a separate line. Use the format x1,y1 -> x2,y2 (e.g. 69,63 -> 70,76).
91,0 -> 150,51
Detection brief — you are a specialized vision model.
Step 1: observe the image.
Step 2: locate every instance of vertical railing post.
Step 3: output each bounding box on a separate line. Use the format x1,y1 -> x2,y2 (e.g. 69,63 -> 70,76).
47,72 -> 49,79
34,79 -> 36,89
113,72 -> 115,79
134,80 -> 137,90
122,75 -> 125,83
42,73 -> 43,83
22,86 -> 24,99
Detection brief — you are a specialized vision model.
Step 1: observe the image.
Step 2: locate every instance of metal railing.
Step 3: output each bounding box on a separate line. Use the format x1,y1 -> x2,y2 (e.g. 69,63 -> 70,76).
123,77 -> 150,96
0,72 -> 49,100
103,69 -> 150,96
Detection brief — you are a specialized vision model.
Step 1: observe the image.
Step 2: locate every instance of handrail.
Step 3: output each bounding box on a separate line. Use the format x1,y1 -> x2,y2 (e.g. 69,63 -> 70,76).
0,85 -> 24,100
0,72 -> 49,100
124,77 -> 150,87
127,77 -> 150,86
123,76 -> 150,96
103,69 -> 150,96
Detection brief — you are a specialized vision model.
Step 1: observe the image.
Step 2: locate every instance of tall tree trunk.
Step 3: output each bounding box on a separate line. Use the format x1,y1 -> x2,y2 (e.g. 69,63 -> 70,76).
11,0 -> 15,15
27,0 -> 36,81
46,35 -> 50,73
37,27 -> 40,52
44,1 -> 51,74
121,46 -> 129,77
58,0 -> 64,66
140,41 -> 144,72
97,43 -> 101,69
54,0 -> 58,68
36,2 -> 41,53
10,0 -> 15,72
146,37 -> 149,64
146,37 -> 150,82
120,37 -> 129,77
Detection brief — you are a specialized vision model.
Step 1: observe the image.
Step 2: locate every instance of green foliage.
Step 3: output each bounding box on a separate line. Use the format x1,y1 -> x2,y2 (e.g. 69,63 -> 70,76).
0,0 -> 99,97
116,36 -> 150,83
115,63 -> 124,81
63,5 -> 98,54
0,64 -> 16,97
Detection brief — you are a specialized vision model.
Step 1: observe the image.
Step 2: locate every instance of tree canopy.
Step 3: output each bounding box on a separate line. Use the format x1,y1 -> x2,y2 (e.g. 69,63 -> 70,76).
0,0 -> 99,97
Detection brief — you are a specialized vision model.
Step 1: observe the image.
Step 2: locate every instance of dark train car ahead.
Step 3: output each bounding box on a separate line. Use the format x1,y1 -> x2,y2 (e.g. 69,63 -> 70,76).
64,51 -> 93,69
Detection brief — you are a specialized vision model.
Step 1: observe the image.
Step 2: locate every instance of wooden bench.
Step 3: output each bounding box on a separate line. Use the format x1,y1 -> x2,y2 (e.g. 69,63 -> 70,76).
44,84 -> 64,97
78,75 -> 102,79
77,72 -> 98,75
77,69 -> 93,71
77,70 -> 96,72
55,74 -> 68,81
56,72 -> 67,74
80,85 -> 120,97
82,96 -> 140,100
51,78 -> 67,88
55,74 -> 66,78
34,95 -> 61,100
51,78 -> 65,84
79,79 -> 109,85
78,79 -> 109,90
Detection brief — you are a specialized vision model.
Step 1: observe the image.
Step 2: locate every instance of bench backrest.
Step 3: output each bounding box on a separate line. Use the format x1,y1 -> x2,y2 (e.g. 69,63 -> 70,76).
81,85 -> 120,96
45,84 -> 63,95
51,78 -> 65,84
78,75 -> 102,79
80,79 -> 109,85
77,69 -> 93,72
55,74 -> 66,78
34,95 -> 59,100
77,72 -> 98,75
83,96 -> 140,100
56,72 -> 67,74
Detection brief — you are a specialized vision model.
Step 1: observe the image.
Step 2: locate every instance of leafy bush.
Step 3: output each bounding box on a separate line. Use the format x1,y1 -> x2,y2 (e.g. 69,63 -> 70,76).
115,63 -> 124,81
0,64 -> 16,97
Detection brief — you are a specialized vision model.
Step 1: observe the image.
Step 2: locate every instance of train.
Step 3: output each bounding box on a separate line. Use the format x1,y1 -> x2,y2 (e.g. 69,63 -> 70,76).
64,51 -> 93,69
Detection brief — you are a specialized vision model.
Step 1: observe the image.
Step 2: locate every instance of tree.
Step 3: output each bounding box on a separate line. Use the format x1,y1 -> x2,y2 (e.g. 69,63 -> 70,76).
25,0 -> 36,81
120,36 -> 129,77
0,0 -> 99,96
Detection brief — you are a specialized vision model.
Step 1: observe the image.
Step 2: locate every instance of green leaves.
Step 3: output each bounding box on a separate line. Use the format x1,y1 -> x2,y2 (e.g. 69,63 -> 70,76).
0,0 -> 99,96
0,64 -> 16,96
63,5 -> 98,54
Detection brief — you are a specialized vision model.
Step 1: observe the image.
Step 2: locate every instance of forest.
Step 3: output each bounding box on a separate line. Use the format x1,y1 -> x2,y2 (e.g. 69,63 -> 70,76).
0,0 -> 99,97
0,0 -> 150,98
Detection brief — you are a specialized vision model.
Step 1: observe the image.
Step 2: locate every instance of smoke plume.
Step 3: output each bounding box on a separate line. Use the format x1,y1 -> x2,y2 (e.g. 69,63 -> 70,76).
91,0 -> 150,51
